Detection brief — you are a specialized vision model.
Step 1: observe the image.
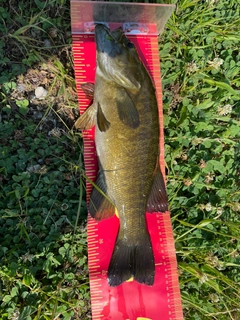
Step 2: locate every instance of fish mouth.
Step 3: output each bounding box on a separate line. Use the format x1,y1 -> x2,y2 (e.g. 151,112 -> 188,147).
95,24 -> 124,57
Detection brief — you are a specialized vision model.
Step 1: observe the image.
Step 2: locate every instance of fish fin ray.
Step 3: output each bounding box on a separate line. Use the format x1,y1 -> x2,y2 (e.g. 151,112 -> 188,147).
89,169 -> 115,220
97,103 -> 110,132
81,82 -> 95,100
108,240 -> 133,286
74,103 -> 97,130
147,166 -> 168,213
116,89 -> 140,128
133,236 -> 155,285
108,235 -> 155,286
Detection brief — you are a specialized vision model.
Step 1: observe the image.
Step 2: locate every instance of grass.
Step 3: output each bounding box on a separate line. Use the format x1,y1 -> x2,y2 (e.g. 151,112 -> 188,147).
0,0 -> 239,319
160,0 -> 240,318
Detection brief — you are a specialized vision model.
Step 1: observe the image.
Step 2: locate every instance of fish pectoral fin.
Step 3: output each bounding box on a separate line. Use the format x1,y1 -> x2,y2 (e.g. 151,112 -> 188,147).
116,89 -> 140,128
147,167 -> 168,213
113,69 -> 141,92
81,82 -> 95,100
97,103 -> 110,132
74,103 -> 97,130
89,169 -> 115,220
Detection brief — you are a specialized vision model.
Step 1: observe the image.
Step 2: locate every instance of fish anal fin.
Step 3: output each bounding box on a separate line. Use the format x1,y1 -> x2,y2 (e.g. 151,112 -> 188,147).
91,196 -> 115,221
97,103 -> 110,132
91,200 -> 115,221
89,169 -> 115,220
147,167 -> 168,213
74,103 -> 97,130
116,88 -> 139,129
81,82 -> 95,100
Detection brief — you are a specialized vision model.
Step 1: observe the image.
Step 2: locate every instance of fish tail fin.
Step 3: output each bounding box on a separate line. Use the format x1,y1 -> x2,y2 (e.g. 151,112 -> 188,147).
108,234 -> 155,286
133,236 -> 155,285
108,240 -> 133,286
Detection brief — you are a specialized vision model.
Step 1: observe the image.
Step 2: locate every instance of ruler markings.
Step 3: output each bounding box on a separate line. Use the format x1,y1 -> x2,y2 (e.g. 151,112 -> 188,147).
88,235 -> 98,239
90,284 -> 102,289
90,288 -> 102,296
88,255 -> 99,259
90,291 -> 104,295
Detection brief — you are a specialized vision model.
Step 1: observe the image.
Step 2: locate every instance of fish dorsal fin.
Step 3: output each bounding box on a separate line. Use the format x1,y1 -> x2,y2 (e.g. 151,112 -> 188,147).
74,103 -> 97,130
147,165 -> 168,213
116,88 -> 140,128
89,168 -> 115,220
97,103 -> 110,132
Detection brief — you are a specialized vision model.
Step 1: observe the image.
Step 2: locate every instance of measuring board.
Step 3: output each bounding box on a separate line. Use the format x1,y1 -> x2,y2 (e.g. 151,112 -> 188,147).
71,2 -> 183,319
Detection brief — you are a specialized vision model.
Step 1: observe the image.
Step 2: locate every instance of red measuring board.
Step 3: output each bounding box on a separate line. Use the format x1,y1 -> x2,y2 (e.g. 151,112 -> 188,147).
71,2 -> 183,319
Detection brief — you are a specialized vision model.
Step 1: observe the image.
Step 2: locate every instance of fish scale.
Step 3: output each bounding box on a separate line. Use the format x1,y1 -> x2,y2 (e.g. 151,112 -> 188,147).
71,1 -> 183,319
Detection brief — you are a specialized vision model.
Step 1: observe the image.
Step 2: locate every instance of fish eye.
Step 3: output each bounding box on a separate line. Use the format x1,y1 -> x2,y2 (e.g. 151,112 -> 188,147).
127,42 -> 135,49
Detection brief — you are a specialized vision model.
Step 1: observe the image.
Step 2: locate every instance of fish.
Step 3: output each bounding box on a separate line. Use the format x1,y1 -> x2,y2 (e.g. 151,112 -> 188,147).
75,24 -> 168,286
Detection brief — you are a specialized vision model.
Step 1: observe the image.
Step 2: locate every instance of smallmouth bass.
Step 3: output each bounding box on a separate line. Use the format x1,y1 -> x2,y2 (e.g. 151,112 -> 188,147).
75,24 -> 168,286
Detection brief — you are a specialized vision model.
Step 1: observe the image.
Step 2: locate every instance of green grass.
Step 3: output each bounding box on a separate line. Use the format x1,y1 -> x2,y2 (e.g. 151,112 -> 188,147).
0,0 -> 239,319
160,0 -> 240,319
